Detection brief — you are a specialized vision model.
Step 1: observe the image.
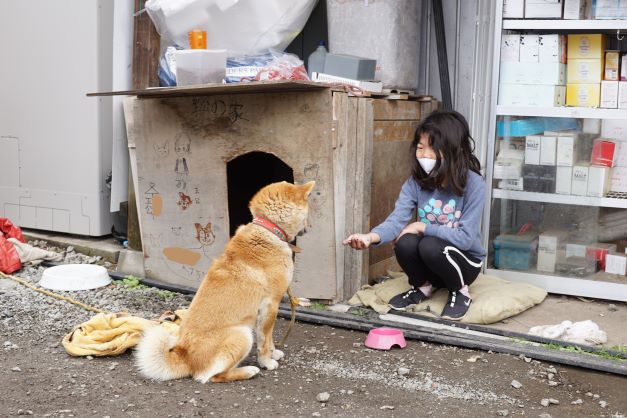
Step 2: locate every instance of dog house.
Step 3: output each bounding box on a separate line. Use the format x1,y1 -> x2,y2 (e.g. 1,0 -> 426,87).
120,81 -> 437,301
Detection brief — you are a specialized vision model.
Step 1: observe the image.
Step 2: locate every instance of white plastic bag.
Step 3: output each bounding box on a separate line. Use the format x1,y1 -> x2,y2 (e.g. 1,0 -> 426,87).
145,0 -> 318,56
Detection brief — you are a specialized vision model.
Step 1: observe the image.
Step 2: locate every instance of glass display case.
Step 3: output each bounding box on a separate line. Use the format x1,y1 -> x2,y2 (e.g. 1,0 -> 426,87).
484,2 -> 627,302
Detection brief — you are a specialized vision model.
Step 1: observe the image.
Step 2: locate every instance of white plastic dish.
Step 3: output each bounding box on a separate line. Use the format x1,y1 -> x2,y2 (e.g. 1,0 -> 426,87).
39,264 -> 111,291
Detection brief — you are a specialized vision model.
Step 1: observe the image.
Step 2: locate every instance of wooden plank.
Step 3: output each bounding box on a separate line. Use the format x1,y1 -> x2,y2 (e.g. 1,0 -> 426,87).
132,1 -> 160,89
88,80 -> 335,97
373,121 -> 420,142
332,92 -> 349,302
369,257 -> 401,281
372,99 -> 422,120
342,97 -> 359,301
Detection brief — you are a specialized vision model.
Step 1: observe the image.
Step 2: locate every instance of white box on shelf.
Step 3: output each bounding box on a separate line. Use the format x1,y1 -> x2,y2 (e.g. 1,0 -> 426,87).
601,80 -> 619,109
601,119 -> 627,140
520,34 -> 540,63
615,141 -> 627,167
605,253 -> 627,275
500,62 -> 566,85
525,0 -> 563,18
571,164 -> 589,196
498,84 -> 565,107
556,135 -> 578,166
583,119 -> 601,134
610,166 -> 627,192
540,135 -> 557,165
538,231 -> 567,273
494,159 -> 523,179
587,165 -> 611,197
503,0 -> 525,17
556,166 -> 573,194
619,81 -> 627,109
500,34 -> 521,63
564,0 -> 591,18
525,136 -> 541,165
593,0 -> 619,18
566,243 -> 588,258
498,178 -> 524,191
539,34 -> 566,64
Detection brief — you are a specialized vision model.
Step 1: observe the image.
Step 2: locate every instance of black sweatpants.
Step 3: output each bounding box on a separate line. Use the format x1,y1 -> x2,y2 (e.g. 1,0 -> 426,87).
394,234 -> 482,292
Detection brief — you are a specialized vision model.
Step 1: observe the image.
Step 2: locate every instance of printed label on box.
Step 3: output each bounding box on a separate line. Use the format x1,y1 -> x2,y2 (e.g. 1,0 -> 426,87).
525,136 -> 541,164
520,35 -> 540,63
501,34 -> 521,62
566,243 -> 587,258
572,165 -> 589,195
605,253 -> 627,275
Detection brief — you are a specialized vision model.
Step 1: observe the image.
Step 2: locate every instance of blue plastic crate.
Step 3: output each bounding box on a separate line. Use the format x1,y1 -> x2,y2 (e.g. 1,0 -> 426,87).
497,117 -> 579,138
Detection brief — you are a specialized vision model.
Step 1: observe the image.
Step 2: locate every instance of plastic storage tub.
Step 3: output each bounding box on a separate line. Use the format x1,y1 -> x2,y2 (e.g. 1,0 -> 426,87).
493,232 -> 539,270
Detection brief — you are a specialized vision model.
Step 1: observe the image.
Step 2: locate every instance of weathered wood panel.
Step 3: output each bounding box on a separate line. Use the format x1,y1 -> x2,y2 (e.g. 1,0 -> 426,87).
124,91 -> 338,299
373,100 -> 422,121
373,121 -> 421,142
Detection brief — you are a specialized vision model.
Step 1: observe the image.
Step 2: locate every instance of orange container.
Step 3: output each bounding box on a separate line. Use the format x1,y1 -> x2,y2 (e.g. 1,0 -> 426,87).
188,29 -> 207,49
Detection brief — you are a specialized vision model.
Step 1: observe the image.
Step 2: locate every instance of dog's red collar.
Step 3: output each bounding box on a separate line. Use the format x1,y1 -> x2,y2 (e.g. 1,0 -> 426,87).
252,216 -> 288,242
252,216 -> 302,253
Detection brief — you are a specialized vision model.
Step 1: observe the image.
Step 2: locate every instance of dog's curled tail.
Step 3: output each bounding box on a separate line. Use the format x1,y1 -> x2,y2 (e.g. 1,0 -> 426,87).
135,325 -> 190,380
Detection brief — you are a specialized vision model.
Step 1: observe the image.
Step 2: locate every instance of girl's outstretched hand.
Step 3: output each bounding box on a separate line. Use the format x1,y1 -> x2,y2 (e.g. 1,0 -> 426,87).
342,233 -> 378,250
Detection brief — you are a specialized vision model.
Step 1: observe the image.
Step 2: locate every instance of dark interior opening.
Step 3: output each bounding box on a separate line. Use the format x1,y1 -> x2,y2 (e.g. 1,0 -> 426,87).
227,151 -> 294,236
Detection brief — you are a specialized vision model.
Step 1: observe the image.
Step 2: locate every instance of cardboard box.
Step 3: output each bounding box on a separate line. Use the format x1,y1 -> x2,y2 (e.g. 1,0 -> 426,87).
615,140 -> 627,167
619,81 -> 627,108
499,84 -> 566,107
525,136 -> 541,165
566,242 -> 588,258
610,166 -> 627,192
600,80 -> 619,108
601,119 -> 627,140
586,243 -> 617,270
539,34 -> 567,64
591,139 -> 616,167
567,59 -> 604,84
556,166 -> 573,194
538,231 -> 568,273
540,135 -> 557,165
494,159 -> 523,179
567,34 -> 606,59
519,34 -> 540,63
593,0 -> 619,18
564,0 -> 591,18
498,178 -> 524,191
556,135 -> 578,166
500,62 -> 566,85
525,0 -> 563,17
500,34 -> 521,63
605,253 -> 627,275
587,165 -> 611,196
566,83 -> 600,107
583,118 -> 601,134
621,54 -> 627,81
571,164 -> 590,195
503,0 -> 525,17
522,164 -> 557,193
605,51 -> 620,81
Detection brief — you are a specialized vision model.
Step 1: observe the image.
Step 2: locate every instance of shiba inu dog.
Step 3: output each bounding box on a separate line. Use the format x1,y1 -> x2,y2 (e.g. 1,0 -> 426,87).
135,181 -> 315,383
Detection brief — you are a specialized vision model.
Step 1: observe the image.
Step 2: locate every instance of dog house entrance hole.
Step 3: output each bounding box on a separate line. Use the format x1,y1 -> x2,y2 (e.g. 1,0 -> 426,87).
227,152 -> 294,236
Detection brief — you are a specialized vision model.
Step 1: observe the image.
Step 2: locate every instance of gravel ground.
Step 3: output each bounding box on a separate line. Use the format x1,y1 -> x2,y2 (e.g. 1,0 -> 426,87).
1,242 -> 626,417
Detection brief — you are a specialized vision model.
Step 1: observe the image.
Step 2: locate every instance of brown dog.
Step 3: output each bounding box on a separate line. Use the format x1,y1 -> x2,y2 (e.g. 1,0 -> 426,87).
135,181 -> 315,383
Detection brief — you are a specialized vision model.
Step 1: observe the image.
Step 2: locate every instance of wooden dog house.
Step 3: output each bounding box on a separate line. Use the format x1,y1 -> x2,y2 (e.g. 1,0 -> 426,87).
119,81 -> 437,301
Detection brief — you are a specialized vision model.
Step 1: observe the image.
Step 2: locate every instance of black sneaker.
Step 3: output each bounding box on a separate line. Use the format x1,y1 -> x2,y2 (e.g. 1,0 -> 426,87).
388,288 -> 428,311
441,291 -> 471,320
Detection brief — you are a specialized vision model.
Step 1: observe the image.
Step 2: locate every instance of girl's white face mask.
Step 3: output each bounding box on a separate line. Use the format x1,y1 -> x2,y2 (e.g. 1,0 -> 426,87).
418,158 -> 437,174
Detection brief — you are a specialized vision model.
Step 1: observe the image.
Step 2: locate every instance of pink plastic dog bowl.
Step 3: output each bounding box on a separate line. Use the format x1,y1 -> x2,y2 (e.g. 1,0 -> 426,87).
364,327 -> 407,350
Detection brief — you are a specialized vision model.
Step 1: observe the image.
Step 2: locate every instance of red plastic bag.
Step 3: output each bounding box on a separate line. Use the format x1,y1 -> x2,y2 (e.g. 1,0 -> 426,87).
0,218 -> 26,243
255,51 -> 310,81
0,218 -> 25,274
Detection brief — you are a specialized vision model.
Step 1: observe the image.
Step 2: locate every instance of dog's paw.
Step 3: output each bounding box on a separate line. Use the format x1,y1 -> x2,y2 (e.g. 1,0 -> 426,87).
271,349 -> 285,361
242,366 -> 261,378
259,358 -> 279,370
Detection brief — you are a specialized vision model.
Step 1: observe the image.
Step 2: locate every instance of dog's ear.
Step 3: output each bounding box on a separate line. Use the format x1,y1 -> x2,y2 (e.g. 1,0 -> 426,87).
194,223 -> 202,232
301,181 -> 315,198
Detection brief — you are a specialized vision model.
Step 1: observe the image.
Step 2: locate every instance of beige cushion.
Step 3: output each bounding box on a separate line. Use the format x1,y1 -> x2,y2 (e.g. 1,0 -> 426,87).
347,272 -> 547,325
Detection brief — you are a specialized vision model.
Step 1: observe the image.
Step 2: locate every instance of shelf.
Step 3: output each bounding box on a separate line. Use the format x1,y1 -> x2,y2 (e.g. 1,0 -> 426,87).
502,19 -> 627,30
492,189 -> 627,209
496,105 -> 627,119
485,268 -> 627,302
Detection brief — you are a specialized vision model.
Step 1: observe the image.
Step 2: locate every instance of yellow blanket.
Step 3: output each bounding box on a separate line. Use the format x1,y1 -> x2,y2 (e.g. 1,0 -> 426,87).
62,310 -> 187,357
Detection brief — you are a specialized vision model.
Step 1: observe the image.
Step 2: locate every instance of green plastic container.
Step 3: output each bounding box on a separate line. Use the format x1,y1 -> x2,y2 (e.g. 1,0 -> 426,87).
493,232 -> 538,270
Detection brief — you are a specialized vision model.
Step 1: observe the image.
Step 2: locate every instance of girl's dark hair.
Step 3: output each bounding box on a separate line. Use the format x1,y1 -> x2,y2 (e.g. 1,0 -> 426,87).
410,110 -> 481,195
